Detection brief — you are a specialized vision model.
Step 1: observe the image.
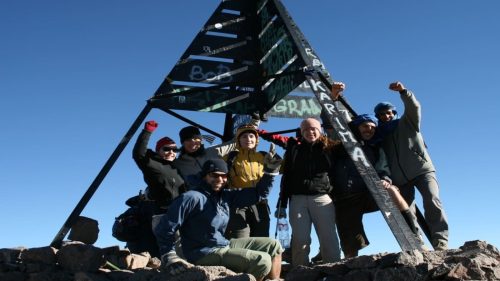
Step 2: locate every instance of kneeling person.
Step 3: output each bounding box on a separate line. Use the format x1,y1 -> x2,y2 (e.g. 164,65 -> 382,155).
153,156 -> 282,281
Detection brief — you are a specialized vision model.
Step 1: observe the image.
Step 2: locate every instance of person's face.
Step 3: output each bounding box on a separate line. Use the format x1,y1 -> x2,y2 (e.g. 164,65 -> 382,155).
377,109 -> 395,122
358,122 -> 376,141
302,126 -> 321,143
159,144 -> 178,161
239,132 -> 256,149
183,136 -> 202,153
204,172 -> 228,192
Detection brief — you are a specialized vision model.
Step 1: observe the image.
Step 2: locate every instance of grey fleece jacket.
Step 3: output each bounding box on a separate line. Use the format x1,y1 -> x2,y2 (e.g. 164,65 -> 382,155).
381,90 -> 435,186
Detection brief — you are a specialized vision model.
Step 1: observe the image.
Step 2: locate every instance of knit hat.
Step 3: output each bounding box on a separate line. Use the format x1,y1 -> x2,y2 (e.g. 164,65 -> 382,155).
374,102 -> 397,117
235,124 -> 259,148
155,137 -> 176,152
300,118 -> 322,135
179,126 -> 202,143
350,114 -> 378,128
201,159 -> 228,177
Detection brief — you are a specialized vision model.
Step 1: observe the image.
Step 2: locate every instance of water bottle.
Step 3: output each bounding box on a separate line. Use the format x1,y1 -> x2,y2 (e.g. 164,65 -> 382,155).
277,218 -> 290,249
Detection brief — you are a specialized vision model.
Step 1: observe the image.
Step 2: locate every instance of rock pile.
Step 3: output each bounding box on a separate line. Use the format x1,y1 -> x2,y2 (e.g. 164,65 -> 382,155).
285,240 -> 500,281
1,240 -> 499,281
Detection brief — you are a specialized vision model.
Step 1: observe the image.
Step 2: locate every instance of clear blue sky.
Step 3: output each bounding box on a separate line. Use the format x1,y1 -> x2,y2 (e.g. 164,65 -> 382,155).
2,0 -> 499,257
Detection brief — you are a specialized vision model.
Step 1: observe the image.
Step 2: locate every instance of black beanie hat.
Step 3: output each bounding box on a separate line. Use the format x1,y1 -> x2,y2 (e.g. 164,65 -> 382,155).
179,126 -> 202,143
201,159 -> 228,177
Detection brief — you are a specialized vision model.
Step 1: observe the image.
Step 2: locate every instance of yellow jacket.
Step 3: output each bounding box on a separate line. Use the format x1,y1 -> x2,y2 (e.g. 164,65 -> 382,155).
223,125 -> 265,189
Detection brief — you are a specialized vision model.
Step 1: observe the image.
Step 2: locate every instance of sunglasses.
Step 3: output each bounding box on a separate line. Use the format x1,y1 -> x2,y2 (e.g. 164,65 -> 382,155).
161,147 -> 179,152
209,172 -> 228,179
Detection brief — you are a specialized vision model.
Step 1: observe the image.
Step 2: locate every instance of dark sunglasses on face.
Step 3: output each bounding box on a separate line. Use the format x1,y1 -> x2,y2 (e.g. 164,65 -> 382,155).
162,147 -> 179,152
209,172 -> 227,179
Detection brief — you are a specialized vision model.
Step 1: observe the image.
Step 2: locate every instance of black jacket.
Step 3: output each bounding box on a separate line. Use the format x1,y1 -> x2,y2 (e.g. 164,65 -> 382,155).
279,138 -> 334,208
331,135 -> 391,200
133,130 -> 186,206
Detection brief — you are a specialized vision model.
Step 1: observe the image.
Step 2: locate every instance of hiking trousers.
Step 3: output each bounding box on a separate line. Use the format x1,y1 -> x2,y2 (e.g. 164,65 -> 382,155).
399,171 -> 449,249
195,237 -> 282,279
289,194 -> 341,266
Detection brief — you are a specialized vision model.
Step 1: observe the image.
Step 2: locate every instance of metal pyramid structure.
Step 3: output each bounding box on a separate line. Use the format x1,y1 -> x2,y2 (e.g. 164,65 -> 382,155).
51,0 -> 425,252
148,0 -> 320,119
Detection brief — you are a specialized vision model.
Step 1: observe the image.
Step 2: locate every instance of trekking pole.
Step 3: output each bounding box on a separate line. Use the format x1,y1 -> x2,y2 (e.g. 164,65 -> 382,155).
274,199 -> 282,240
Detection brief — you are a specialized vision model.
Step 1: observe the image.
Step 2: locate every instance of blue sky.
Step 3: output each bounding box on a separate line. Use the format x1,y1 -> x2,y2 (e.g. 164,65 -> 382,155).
1,0 -> 499,257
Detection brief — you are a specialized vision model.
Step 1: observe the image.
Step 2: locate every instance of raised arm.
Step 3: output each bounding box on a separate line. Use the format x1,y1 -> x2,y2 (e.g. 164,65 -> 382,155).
389,81 -> 421,131
330,81 -> 346,100
132,120 -> 157,167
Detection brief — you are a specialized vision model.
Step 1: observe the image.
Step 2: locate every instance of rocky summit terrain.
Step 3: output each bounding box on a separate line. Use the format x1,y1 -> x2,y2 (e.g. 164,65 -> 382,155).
1,218 -> 499,280
1,240 -> 499,281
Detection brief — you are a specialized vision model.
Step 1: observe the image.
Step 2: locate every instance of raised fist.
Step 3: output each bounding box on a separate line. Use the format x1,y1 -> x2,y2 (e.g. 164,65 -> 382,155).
331,81 -> 345,100
145,120 -> 158,133
389,82 -> 406,92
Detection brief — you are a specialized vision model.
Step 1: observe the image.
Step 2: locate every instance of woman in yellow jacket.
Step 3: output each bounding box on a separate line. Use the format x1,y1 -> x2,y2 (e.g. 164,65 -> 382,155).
224,124 -> 274,239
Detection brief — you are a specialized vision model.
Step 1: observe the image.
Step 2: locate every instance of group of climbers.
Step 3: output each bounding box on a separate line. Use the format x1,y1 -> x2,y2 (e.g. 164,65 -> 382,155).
112,81 -> 448,280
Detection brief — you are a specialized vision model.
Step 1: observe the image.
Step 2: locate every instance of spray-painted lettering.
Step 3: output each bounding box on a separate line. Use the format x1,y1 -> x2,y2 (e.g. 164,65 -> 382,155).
189,64 -> 232,83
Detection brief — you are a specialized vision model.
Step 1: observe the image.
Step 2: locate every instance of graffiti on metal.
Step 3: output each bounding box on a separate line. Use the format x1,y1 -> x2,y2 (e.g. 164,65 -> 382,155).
268,94 -> 321,118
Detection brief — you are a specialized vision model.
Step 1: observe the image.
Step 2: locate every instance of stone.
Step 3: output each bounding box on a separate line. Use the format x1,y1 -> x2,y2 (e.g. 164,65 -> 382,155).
1,239 -> 499,281
373,267 -> 420,281
19,247 -> 57,265
147,257 -> 161,269
124,253 -> 150,270
0,271 -> 27,281
284,265 -> 322,281
74,271 -> 111,281
343,269 -> 371,281
0,248 -> 25,264
106,269 -> 134,281
68,216 -> 99,245
344,254 -> 381,269
57,242 -> 104,272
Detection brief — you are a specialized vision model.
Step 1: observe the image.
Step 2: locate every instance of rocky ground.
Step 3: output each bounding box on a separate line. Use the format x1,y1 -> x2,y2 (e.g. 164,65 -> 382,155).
1,240 -> 499,281
1,217 -> 499,280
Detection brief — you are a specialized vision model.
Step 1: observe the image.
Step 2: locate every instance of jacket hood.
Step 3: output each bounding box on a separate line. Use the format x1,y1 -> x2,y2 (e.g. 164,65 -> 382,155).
235,125 -> 259,150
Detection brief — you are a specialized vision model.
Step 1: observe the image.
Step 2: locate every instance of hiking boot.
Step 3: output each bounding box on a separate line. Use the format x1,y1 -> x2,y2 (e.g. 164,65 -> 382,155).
282,247 -> 292,264
433,240 -> 448,251
311,251 -> 322,264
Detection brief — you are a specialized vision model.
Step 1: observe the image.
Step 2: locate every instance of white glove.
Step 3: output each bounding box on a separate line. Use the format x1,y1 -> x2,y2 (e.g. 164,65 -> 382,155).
263,143 -> 282,175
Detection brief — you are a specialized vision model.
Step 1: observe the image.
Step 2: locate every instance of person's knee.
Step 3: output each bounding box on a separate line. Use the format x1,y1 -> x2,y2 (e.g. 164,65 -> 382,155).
248,253 -> 272,279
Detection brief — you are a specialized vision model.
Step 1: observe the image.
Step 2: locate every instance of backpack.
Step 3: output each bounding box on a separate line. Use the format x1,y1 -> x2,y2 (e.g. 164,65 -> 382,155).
112,206 -> 143,242
112,192 -> 158,242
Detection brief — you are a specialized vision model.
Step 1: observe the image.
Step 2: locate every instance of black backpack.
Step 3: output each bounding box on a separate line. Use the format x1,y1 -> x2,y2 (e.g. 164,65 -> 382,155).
112,193 -> 158,242
112,206 -> 143,242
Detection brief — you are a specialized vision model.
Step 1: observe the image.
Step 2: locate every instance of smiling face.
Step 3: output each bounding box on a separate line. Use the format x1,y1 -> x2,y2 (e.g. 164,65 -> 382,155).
182,136 -> 202,153
238,132 -> 257,149
158,144 -> 178,161
300,118 -> 322,143
358,122 -> 377,141
204,172 -> 228,192
377,109 -> 395,122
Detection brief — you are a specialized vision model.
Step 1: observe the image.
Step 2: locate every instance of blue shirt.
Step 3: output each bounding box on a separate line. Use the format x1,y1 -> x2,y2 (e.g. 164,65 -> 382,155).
154,174 -> 274,262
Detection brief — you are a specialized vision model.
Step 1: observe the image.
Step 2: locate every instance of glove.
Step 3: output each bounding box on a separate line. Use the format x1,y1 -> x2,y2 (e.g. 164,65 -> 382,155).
263,143 -> 282,175
274,208 -> 287,219
145,120 -> 158,133
161,251 -> 193,276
